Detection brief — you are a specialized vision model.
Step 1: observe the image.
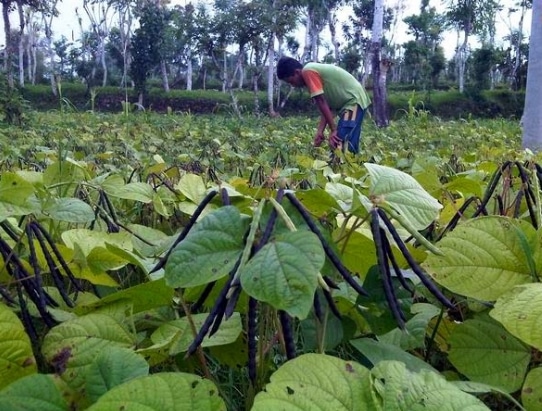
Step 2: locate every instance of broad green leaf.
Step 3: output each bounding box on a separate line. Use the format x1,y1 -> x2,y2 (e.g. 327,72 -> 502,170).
337,230 -> 377,278
0,172 -> 34,204
42,313 -> 135,392
0,303 -> 37,389
424,217 -> 535,301
293,189 -> 339,216
372,360 -> 490,410
87,246 -> 129,273
43,161 -> 87,187
490,283 -> 542,350
350,338 -> 438,373
86,372 -> 226,411
364,163 -> 442,230
61,229 -> 132,256
522,367 -> 542,411
252,353 -> 380,411
240,231 -> 324,319
106,182 -> 154,203
0,374 -> 68,411
43,198 -> 95,223
150,312 -> 242,355
165,206 -> 249,288
448,317 -> 530,393
76,279 -> 174,315
176,173 -> 207,203
379,303 -> 442,350
128,224 -> 174,257
325,182 -> 357,212
85,347 -> 149,403
444,176 -> 484,198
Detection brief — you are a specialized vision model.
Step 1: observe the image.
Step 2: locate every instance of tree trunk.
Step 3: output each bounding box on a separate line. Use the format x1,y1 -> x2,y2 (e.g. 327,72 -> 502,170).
186,49 -> 193,90
457,25 -> 470,93
2,0 -> 14,88
521,0 -> 542,150
511,1 -> 527,90
301,10 -> 312,62
328,9 -> 340,62
17,0 -> 24,87
267,32 -> 277,117
371,0 -> 389,127
161,60 -> 170,92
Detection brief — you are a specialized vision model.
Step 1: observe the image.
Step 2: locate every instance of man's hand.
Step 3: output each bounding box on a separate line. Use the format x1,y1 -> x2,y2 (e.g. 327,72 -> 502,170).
313,132 -> 325,147
328,130 -> 342,149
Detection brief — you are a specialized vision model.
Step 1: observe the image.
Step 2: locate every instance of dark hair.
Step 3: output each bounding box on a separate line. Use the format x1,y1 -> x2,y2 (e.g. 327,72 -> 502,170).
276,56 -> 303,80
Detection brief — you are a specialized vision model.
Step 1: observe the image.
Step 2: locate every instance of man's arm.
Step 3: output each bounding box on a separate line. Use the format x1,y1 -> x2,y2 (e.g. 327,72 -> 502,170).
313,95 -> 341,147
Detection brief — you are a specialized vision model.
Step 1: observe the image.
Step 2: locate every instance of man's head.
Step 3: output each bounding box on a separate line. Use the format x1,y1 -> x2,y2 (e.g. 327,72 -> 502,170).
277,56 -> 305,87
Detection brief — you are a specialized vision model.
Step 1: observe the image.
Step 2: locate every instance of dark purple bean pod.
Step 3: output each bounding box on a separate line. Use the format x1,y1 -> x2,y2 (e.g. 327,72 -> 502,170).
322,275 -> 340,290
377,209 -> 455,310
220,187 -> 231,206
260,189 -> 284,246
0,283 -> 15,304
0,237 -> 55,325
25,224 -> 50,312
322,288 -> 342,319
16,283 -> 40,344
473,162 -> 510,218
247,297 -> 258,384
30,224 -> 74,308
151,189 -> 218,273
190,281 -> 216,313
284,192 -> 368,296
0,221 -> 22,243
380,232 -> 414,294
437,196 -> 483,241
31,222 -> 83,291
370,210 -> 406,329
208,295 -> 229,337
513,190 -> 524,219
185,257 -> 240,357
515,162 -> 537,206
312,291 -> 324,323
278,310 -> 297,360
224,286 -> 242,319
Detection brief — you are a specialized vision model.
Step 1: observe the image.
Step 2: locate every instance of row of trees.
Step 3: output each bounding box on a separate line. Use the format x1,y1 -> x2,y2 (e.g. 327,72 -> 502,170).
1,1 -> 533,93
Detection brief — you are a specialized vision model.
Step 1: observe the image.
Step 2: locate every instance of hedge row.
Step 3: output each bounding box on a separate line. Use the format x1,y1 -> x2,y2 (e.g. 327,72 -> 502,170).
20,84 -> 525,119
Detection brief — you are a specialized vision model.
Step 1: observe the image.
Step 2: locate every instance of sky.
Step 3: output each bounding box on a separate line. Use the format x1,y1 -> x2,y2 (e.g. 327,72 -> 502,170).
0,0 -> 531,59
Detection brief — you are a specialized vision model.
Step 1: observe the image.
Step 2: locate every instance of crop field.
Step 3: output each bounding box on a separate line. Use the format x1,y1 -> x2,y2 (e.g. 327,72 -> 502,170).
1,109 -> 540,411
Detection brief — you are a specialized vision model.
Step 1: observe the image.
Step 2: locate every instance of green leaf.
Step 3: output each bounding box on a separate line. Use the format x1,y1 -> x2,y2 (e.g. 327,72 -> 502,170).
149,312 -> 242,355
364,163 -> 442,230
240,231 -> 324,319
0,374 -> 68,411
424,217 -> 535,301
0,303 -> 37,390
522,367 -> 542,411
372,361 -> 490,410
76,279 -> 174,315
350,338 -> 438,373
252,353 -> 380,411
176,173 -> 207,203
490,283 -> 542,350
0,172 -> 39,219
86,372 -> 226,411
42,313 -> 135,393
448,317 -> 530,392
165,206 -> 249,288
379,303 -> 442,350
85,347 -> 149,403
293,189 -> 339,216
61,229 -> 132,256
106,182 -> 154,203
43,198 -> 95,223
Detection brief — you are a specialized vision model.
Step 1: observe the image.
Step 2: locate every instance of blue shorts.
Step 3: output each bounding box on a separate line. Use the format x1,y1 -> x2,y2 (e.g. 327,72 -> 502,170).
338,105 -> 365,154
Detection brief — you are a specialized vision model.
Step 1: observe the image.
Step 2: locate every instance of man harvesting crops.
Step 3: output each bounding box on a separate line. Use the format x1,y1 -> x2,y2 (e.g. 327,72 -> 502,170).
276,56 -> 371,154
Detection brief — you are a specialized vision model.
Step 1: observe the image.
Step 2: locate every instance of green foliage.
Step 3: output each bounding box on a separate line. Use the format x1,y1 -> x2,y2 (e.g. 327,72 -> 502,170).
0,111 -> 538,410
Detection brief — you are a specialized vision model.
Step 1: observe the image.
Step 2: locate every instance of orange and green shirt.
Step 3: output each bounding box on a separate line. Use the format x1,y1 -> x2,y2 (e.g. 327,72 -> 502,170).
301,63 -> 371,112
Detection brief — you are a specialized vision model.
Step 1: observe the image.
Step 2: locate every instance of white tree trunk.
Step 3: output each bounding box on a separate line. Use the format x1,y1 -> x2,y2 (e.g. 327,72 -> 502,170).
267,32 -> 277,116
521,0 -> 542,150
186,48 -> 193,90
161,60 -> 170,92
17,0 -> 25,87
328,9 -> 340,62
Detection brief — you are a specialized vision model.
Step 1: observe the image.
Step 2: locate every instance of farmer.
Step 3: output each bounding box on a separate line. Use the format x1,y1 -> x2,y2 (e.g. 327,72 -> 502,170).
276,56 -> 371,154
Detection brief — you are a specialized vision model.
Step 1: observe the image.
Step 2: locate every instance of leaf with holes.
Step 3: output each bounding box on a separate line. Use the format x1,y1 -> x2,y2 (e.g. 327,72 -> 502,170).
86,372 -> 226,411
0,303 -> 37,390
424,217 -> 535,301
448,317 -> 530,393
490,283 -> 542,350
252,353 -> 380,411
